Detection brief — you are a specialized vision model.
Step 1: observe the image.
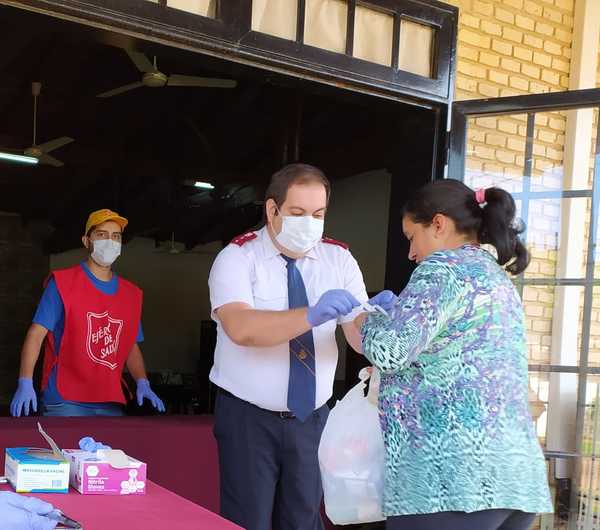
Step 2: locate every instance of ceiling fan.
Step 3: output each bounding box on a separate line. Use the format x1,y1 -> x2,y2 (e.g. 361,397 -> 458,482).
0,82 -> 74,167
97,50 -> 237,98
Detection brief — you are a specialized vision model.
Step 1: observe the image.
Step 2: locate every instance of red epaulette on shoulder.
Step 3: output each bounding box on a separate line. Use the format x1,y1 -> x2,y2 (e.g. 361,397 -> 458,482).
230,232 -> 257,246
322,236 -> 349,250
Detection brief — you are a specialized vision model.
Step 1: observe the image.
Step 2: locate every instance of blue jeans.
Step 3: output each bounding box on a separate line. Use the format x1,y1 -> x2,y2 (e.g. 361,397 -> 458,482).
43,401 -> 124,417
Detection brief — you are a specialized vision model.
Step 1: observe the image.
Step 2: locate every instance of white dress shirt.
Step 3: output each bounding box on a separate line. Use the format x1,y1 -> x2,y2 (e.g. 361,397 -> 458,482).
208,226 -> 368,411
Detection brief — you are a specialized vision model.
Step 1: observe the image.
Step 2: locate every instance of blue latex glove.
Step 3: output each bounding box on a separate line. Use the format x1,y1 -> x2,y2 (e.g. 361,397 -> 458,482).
136,379 -> 166,412
307,289 -> 360,327
79,437 -> 112,453
10,378 -> 37,417
0,491 -> 57,530
368,290 -> 398,313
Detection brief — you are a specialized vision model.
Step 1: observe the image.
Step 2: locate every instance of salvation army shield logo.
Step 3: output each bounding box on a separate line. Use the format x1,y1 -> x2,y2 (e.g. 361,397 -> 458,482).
86,311 -> 123,370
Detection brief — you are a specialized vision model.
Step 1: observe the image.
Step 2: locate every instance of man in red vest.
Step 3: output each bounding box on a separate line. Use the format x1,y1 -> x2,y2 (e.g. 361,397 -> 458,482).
10,209 -> 165,417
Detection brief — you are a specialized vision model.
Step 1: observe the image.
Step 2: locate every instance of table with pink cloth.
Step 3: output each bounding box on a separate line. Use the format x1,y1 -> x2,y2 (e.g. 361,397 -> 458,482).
0,415 -> 336,530
0,416 -> 219,511
0,481 -> 242,530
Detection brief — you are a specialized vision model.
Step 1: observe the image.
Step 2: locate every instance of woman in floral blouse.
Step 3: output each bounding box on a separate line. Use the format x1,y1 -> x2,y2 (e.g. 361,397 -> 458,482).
354,179 -> 553,530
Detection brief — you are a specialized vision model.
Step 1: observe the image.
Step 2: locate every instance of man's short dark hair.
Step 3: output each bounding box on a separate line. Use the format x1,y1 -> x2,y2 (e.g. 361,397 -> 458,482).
265,163 -> 331,209
86,224 -> 123,238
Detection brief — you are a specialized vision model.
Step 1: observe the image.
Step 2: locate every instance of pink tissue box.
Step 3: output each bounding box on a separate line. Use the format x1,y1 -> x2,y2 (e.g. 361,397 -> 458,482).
63,449 -> 147,495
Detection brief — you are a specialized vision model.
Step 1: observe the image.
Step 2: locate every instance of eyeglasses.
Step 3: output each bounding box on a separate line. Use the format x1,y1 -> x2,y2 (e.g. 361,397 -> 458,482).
91,230 -> 122,242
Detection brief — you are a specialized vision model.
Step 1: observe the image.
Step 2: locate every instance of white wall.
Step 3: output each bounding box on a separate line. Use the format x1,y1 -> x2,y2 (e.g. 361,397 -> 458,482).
326,169 -> 391,293
325,169 -> 392,378
50,170 -> 392,378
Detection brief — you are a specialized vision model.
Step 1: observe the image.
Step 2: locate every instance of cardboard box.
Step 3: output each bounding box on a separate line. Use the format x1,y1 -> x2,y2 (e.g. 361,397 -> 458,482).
4,423 -> 71,493
63,449 -> 147,495
4,447 -> 70,494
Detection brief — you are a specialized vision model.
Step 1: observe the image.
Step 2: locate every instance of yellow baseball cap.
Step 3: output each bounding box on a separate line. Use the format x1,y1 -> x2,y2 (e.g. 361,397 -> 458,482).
85,209 -> 128,235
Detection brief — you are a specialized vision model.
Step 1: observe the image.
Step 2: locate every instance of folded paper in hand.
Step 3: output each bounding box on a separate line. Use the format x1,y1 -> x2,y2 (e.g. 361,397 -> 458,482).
360,302 -> 389,317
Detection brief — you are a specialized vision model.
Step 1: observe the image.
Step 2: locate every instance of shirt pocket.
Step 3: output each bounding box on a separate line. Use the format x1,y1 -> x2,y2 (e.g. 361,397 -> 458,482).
305,271 -> 344,307
253,281 -> 288,311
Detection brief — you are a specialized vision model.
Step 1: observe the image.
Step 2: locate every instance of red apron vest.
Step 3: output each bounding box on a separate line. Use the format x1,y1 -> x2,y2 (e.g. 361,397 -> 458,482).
41,264 -> 142,403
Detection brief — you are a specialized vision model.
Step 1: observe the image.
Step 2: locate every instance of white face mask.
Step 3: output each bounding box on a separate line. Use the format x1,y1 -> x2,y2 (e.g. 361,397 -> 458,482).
91,239 -> 121,267
275,214 -> 324,254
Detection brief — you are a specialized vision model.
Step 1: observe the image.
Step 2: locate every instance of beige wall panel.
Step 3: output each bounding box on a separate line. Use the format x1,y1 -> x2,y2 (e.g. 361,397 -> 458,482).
252,0 -> 298,41
399,19 -> 434,78
304,0 -> 347,54
354,5 -> 393,66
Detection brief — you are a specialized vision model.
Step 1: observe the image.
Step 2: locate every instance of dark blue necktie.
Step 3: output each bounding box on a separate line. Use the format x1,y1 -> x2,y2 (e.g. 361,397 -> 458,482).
281,255 -> 316,422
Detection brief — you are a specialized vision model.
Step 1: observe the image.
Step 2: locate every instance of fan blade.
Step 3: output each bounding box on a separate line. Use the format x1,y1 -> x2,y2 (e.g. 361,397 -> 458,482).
126,50 -> 154,73
0,147 -> 27,155
97,81 -> 145,98
38,153 -> 64,167
36,137 -> 74,153
167,75 -> 237,88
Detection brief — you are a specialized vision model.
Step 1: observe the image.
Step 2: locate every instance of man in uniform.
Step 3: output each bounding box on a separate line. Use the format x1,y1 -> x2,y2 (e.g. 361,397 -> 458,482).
208,163 -> 396,529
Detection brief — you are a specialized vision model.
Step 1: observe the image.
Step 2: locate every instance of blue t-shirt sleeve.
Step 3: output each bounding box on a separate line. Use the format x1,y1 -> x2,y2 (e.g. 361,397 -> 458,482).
32,278 -> 64,333
137,322 -> 144,343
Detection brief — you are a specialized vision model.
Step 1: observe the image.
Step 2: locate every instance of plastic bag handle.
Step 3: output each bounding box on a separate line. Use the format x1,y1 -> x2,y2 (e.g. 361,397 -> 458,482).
358,367 -> 372,382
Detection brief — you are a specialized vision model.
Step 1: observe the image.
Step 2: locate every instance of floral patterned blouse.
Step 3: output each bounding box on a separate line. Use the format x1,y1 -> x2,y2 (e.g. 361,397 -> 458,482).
362,245 -> 553,516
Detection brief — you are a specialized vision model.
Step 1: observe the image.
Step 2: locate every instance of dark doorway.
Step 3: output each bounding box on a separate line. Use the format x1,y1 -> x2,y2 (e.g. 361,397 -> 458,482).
0,4 -> 435,413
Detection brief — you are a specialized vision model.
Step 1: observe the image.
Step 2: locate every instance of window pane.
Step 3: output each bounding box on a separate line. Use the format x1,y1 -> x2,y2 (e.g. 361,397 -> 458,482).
532,454 -> 600,529
464,108 -> 598,195
576,456 -> 600,528
588,287 -> 600,368
528,371 -> 549,440
522,196 -> 600,282
353,5 -> 393,66
532,372 -> 578,453
583,375 -> 600,455
531,112 -> 567,192
523,285 -> 600,369
531,110 -> 598,192
525,198 -> 590,280
463,114 -> 528,194
576,376 -> 600,527
523,286 -> 583,365
398,19 -> 435,78
252,0 -> 298,41
304,0 -> 347,53
539,456 -> 571,528
167,0 -> 216,17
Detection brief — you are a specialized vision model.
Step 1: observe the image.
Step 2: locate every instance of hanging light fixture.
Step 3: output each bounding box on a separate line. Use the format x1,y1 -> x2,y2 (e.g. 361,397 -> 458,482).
0,152 -> 39,165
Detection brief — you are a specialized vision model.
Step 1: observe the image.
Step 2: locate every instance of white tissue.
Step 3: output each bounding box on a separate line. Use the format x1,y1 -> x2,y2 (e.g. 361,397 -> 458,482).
96,449 -> 130,469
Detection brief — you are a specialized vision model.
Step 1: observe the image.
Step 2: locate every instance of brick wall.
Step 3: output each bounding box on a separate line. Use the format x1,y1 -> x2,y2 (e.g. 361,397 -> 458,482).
447,0 -> 574,100
0,213 -> 48,410
445,0 -> 577,366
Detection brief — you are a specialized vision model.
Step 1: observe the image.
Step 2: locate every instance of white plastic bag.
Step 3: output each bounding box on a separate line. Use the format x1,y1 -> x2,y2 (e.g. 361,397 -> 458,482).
319,368 -> 386,525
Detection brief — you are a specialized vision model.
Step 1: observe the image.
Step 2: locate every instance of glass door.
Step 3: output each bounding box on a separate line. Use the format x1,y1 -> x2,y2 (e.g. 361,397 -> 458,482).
449,88 -> 600,530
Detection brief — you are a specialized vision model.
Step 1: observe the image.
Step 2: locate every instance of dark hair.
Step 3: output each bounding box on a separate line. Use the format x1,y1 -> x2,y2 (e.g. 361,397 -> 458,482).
403,179 -> 530,275
265,163 -> 331,208
85,224 -> 123,238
